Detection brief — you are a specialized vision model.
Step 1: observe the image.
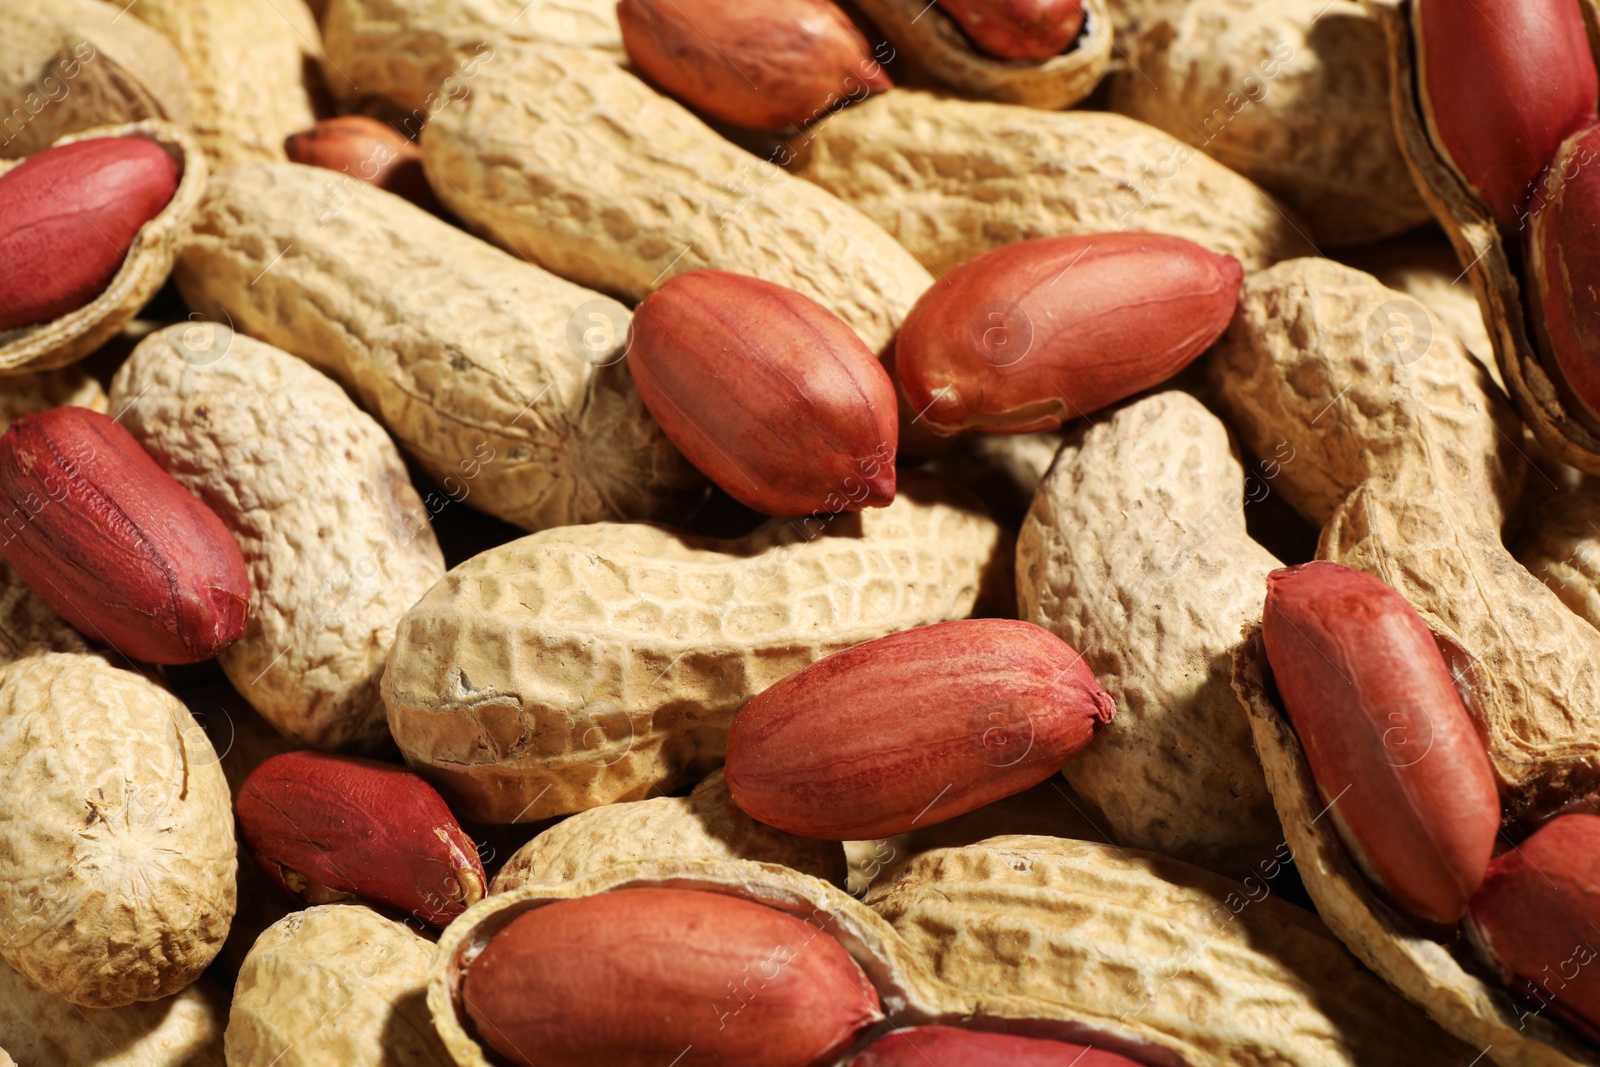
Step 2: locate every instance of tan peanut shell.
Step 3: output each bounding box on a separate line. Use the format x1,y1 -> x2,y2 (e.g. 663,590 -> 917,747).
1214,258 -> 1600,1065
1018,391 -> 1282,877
431,846 -> 1464,1067
131,0 -> 323,168
175,161 -> 702,533
0,0 -> 189,160
1515,485 -> 1600,634
226,904 -> 452,1067
109,324 -> 447,752
320,0 -> 622,113
383,473 -> 1013,823
0,367 -> 105,434
490,769 -> 847,894
788,90 -> 1316,276
0,559 -> 87,668
925,430 -> 1065,528
0,653 -> 236,1008
1368,0 -> 1600,475
853,0 -> 1112,109
0,122 -> 206,376
420,42 -> 934,356
0,958 -> 227,1067
1108,0 -> 1429,246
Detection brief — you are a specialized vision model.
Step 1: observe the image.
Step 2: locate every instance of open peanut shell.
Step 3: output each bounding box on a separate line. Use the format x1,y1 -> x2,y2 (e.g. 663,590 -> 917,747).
850,0 -> 1113,110
1233,631 -> 1599,1067
431,838 -> 1467,1066
0,120 -> 206,375
1368,0 -> 1600,474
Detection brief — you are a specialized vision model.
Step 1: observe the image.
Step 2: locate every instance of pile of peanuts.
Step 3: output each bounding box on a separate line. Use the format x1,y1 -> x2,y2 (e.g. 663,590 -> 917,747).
3,0 -> 1600,1064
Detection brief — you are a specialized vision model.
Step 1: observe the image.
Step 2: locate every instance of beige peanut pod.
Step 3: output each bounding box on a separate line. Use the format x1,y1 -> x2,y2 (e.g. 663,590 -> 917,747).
1018,391 -> 1281,877
0,653 -> 235,1007
0,559 -> 87,668
420,42 -> 934,356
175,162 -> 702,533
1214,258 -> 1600,1065
789,90 -> 1316,276
320,0 -> 621,114
0,0 -> 188,160
0,367 -> 105,435
0,122 -> 206,376
868,836 -> 1471,1066
226,904 -> 451,1067
853,0 -> 1113,109
1107,0 -> 1429,246
924,429 -> 1065,528
491,769 -> 847,894
0,958 -> 227,1066
109,324 -> 447,751
384,474 -> 1013,822
131,0 -> 324,169
1515,485 -> 1600,634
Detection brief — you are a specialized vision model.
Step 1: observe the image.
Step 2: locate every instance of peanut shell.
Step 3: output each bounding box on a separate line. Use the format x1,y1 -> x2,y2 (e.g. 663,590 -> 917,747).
175,161 -> 703,532
1515,484 -> 1600,633
853,0 -> 1113,109
0,122 -> 205,376
0,958 -> 226,1067
924,429 -> 1065,529
132,0 -> 324,169
1215,257 -> 1600,1065
788,89 -> 1316,276
109,324 -> 447,751
1109,0 -> 1429,246
0,559 -> 85,668
0,653 -> 235,1007
383,473 -> 1013,822
320,0 -> 622,113
225,904 -> 452,1067
0,0 -> 189,159
419,42 -> 934,355
0,367 -> 105,435
1018,391 -> 1281,877
490,769 -> 847,894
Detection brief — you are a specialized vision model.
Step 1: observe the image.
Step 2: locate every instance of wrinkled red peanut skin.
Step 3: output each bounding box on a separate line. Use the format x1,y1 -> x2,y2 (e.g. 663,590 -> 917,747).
725,618 -> 1115,840
236,751 -> 486,927
0,407 -> 249,665
1414,0 -> 1598,231
284,116 -> 443,214
1530,125 -> 1600,423
463,888 -> 883,1067
895,233 -> 1243,435
1467,814 -> 1600,1037
618,0 -> 892,130
1263,561 -> 1500,925
934,0 -> 1085,61
628,270 -> 898,517
0,136 -> 178,330
851,1026 -> 1145,1066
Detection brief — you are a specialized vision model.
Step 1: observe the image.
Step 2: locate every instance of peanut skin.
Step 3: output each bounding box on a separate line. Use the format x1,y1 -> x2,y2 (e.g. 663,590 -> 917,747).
935,0 -> 1084,60
851,1026 -> 1141,1065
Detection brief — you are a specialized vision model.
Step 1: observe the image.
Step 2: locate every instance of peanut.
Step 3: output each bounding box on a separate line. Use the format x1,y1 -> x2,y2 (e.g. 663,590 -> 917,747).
0,406 -> 250,666
789,89 -> 1317,275
1465,814 -> 1600,1038
851,1026 -> 1140,1066
1262,560 -> 1499,925
1515,482 -> 1600,632
628,271 -> 899,516
419,42 -> 934,356
724,619 -> 1114,839
462,887 -> 882,1067
1529,124 -> 1600,427
935,1 -> 1085,60
0,557 -> 86,668
618,0 -> 891,131
383,473 -> 1012,822
1412,0 -> 1598,232
0,367 -> 104,437
1109,0 -> 1432,246
0,957 -> 226,1066
284,115 -> 443,213
1018,391 -> 1281,877
0,652 -> 235,1007
226,904 -> 452,1067
131,0 -> 324,169
0,136 -> 177,330
0,0 -> 189,159
174,162 -> 703,532
895,233 -> 1242,433
108,324 -> 447,749
490,769 -> 848,894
